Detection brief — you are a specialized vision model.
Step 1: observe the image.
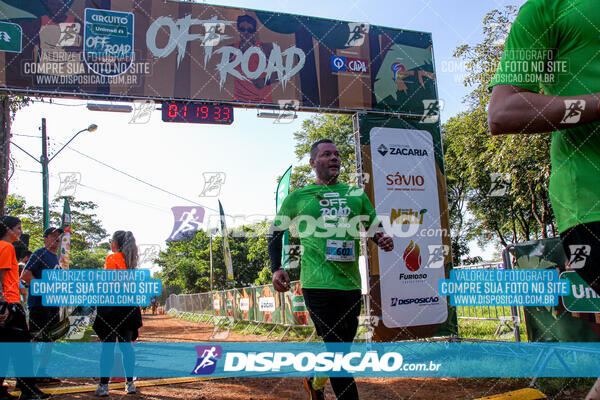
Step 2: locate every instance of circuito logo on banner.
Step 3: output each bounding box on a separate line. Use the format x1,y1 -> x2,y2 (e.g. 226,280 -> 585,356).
192,345 -> 222,375
84,8 -> 134,77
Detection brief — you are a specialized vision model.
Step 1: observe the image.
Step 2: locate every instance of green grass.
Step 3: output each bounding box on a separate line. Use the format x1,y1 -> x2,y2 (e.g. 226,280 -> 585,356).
534,377 -> 596,397
456,305 -> 529,342
59,325 -> 97,343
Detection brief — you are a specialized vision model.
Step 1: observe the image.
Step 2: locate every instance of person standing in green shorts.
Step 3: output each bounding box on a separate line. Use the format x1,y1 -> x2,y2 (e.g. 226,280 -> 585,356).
268,139 -> 394,400
488,2 -> 600,396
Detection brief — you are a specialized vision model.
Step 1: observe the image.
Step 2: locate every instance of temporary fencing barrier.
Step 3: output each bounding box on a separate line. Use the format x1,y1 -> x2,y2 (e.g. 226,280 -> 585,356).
453,261 -> 524,341
167,281 -> 359,341
165,263 -> 530,342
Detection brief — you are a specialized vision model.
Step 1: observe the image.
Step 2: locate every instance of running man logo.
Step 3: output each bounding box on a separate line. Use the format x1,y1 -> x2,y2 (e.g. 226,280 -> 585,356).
192,345 -> 223,375
138,244 -> 161,265
284,244 -> 304,269
130,100 -> 155,124
420,99 -> 444,123
202,20 -> 226,47
562,100 -> 585,123
274,99 -> 299,124
425,245 -> 449,269
56,172 -> 81,197
167,206 -> 205,242
199,172 -> 226,197
57,22 -> 81,47
488,173 -> 510,197
568,244 -> 591,269
347,172 -> 370,196
345,23 -> 369,47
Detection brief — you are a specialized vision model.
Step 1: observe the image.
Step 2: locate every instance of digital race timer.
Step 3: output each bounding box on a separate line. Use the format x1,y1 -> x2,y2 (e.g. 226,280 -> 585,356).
161,102 -> 234,124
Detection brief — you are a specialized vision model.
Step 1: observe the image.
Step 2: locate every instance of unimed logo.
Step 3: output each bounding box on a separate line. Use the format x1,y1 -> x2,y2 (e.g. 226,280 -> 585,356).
192,345 -> 222,375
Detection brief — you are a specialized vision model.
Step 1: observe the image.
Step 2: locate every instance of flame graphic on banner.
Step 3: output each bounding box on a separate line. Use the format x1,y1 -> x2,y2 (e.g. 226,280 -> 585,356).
403,241 -> 421,271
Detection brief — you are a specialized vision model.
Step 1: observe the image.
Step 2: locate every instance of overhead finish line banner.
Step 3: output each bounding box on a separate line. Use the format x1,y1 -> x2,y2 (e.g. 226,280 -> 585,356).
0,1 -> 435,113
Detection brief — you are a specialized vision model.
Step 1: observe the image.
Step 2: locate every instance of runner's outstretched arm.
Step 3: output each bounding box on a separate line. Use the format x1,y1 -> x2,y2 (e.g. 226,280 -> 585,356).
268,223 -> 290,292
489,84 -> 600,135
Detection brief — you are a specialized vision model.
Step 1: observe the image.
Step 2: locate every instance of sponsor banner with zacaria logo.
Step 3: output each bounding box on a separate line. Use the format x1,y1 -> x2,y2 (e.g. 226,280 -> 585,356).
369,127 -> 447,328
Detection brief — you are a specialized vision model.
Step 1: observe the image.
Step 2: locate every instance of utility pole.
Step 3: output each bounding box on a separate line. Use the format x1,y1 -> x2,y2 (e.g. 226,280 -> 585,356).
10,118 -> 96,227
41,118 -> 49,230
209,231 -> 213,292
0,97 -> 10,215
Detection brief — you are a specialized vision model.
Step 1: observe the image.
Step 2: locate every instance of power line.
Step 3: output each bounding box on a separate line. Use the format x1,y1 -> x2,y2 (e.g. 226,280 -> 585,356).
14,167 -> 169,213
63,145 -> 224,215
76,183 -> 168,213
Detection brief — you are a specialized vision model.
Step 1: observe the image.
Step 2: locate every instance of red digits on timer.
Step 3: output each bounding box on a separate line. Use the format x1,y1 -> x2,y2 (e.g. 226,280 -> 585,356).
223,107 -> 231,120
168,104 -> 177,118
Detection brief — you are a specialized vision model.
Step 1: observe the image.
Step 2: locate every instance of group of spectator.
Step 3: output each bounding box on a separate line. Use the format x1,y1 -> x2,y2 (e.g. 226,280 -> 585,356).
0,216 -> 142,399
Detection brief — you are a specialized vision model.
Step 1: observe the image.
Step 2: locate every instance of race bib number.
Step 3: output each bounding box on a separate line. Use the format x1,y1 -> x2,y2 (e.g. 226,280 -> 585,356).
325,240 -> 355,262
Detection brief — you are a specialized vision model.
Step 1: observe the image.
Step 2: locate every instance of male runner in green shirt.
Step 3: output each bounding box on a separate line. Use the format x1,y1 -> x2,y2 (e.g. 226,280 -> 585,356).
488,0 -> 600,297
268,139 -> 393,400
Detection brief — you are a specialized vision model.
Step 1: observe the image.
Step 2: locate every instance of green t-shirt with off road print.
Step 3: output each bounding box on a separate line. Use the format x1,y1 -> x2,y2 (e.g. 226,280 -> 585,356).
489,0 -> 600,233
274,183 -> 379,291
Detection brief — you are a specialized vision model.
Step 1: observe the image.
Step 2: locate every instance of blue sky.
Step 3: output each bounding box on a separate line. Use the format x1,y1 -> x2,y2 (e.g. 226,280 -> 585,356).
9,0 -> 526,265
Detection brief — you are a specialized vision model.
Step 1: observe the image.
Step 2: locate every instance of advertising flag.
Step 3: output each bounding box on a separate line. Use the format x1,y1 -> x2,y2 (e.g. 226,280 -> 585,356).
276,166 -> 293,269
58,198 -> 71,269
218,200 -> 234,280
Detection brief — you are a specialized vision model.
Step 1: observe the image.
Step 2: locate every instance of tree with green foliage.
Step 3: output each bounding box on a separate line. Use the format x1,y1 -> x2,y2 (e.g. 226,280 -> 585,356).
155,222 -> 285,293
443,6 -> 555,254
5,194 -> 109,268
289,114 -> 356,190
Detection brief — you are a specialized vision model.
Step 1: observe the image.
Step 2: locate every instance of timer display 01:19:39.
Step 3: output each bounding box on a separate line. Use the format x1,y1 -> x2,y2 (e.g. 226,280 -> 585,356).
161,102 -> 234,124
